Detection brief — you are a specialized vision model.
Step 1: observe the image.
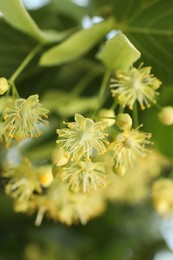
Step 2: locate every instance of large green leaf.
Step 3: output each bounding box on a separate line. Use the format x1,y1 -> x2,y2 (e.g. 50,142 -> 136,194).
96,33 -> 141,71
0,0 -> 67,44
0,19 -> 35,78
39,18 -> 115,66
92,0 -> 173,84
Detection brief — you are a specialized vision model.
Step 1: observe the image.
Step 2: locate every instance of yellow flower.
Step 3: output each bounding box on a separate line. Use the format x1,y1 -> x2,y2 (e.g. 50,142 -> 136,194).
57,191 -> 106,225
3,158 -> 42,201
3,95 -> 49,141
56,113 -> 108,161
48,181 -> 106,226
110,65 -> 161,110
17,181 -> 106,226
59,161 -> 107,192
106,150 -> 168,204
109,125 -> 152,170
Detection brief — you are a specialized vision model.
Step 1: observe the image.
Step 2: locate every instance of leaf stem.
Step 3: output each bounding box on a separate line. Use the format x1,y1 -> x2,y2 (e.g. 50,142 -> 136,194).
9,44 -> 42,83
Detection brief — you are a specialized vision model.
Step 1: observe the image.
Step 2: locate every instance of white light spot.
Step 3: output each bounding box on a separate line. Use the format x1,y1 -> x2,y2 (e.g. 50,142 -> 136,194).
154,250 -> 173,260
106,30 -> 121,40
71,0 -> 90,7
159,219 -> 173,251
82,16 -> 93,29
22,0 -> 50,10
82,16 -> 104,29
92,16 -> 104,24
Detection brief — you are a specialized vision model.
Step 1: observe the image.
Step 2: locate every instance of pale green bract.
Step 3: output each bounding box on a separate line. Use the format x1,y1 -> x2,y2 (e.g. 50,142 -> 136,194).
40,19 -> 115,66
96,33 -> 141,72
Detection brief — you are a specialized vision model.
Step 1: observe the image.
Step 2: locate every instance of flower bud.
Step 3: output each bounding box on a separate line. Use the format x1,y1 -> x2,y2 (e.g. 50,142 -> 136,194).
158,106 -> 173,126
113,165 -> 126,176
38,166 -> 53,187
0,77 -> 9,95
116,113 -> 132,130
98,109 -> 116,127
52,147 -> 69,166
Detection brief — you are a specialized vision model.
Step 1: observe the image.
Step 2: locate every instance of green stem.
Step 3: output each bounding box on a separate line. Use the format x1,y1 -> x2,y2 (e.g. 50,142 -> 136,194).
92,70 -> 111,118
119,106 -> 124,113
133,102 -> 139,128
9,44 -> 42,83
110,102 -> 118,111
11,82 -> 19,98
154,102 -> 162,110
72,71 -> 98,96
98,70 -> 111,108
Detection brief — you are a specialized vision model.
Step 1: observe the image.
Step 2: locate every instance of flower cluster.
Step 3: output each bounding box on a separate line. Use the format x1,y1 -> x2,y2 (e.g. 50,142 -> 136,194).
1,96 -> 155,225
1,60 -> 170,227
106,150 -> 169,203
0,12 -> 172,231
55,112 -> 152,195
14,180 -> 106,226
55,113 -> 109,194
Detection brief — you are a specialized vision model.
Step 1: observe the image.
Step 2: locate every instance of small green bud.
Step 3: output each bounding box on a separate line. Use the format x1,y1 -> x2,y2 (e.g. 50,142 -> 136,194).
52,147 -> 69,166
113,165 -> 126,176
98,109 -> 116,126
158,106 -> 173,126
0,77 -> 9,95
116,113 -> 132,130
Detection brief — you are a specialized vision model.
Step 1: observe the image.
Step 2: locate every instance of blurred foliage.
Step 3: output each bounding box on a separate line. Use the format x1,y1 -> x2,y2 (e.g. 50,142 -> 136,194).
0,192 -> 167,260
0,0 -> 173,259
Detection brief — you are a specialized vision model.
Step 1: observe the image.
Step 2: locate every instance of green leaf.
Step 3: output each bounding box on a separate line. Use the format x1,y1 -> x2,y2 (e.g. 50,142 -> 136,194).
0,19 -> 35,78
39,19 -> 115,66
42,90 -> 97,116
0,0 -> 67,44
96,33 -> 141,71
